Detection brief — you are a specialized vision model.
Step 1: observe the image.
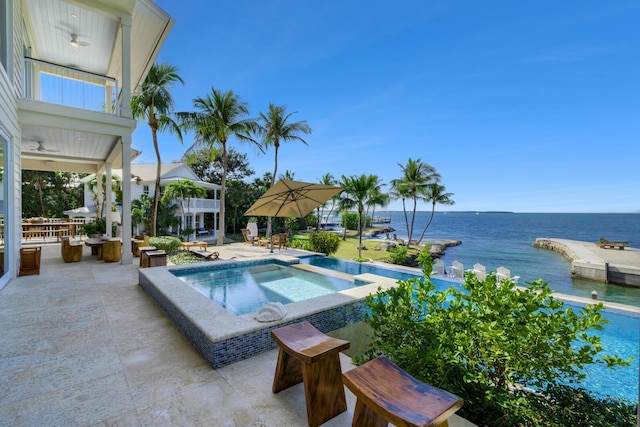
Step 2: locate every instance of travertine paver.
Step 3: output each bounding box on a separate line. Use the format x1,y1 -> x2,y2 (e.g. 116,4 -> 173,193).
0,241 -> 474,426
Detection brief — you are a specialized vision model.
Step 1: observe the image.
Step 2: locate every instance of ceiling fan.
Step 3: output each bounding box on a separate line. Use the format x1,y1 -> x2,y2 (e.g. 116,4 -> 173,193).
69,33 -> 90,47
29,141 -> 59,153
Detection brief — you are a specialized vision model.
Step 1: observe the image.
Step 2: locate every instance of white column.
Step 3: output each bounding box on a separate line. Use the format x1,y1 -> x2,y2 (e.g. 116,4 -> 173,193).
96,168 -> 103,219
121,135 -> 133,264
105,164 -> 112,237
119,16 -> 132,118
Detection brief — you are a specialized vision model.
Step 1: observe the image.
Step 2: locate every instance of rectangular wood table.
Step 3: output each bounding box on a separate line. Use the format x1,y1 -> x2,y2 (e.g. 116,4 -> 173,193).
181,241 -> 207,251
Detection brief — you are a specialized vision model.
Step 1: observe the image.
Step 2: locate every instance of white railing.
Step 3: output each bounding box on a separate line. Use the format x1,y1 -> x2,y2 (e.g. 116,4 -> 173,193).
185,198 -> 219,211
23,57 -> 119,115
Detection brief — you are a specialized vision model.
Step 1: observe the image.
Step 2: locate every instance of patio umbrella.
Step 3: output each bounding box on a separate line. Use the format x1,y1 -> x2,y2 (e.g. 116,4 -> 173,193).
244,180 -> 342,253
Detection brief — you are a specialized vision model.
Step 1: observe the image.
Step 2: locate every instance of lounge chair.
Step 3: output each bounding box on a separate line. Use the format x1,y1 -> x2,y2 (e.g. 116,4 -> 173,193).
241,228 -> 259,246
472,263 -> 486,281
449,260 -> 464,279
496,266 -> 520,284
432,259 -> 445,276
190,249 -> 219,260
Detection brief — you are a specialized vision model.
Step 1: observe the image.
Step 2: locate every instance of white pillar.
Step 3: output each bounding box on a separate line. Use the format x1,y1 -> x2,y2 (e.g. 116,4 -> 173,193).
119,16 -> 132,118
105,164 -> 112,237
121,135 -> 133,264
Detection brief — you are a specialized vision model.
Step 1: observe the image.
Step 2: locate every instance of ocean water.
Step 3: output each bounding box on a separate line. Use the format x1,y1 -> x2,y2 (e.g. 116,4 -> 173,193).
370,211 -> 640,306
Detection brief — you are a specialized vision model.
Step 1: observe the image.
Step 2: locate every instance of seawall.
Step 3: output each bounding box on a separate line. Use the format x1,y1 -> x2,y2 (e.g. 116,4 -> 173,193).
533,238 -> 640,287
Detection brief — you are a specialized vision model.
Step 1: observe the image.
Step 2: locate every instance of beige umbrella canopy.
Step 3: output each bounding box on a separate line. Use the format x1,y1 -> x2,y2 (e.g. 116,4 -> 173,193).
245,180 -> 342,219
245,180 -> 342,252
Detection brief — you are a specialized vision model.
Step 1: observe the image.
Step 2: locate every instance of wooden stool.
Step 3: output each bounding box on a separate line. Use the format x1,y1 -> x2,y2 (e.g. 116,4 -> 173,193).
271,321 -> 350,427
19,247 -> 41,276
139,246 -> 157,267
103,239 -> 122,263
146,250 -> 166,267
342,356 -> 463,427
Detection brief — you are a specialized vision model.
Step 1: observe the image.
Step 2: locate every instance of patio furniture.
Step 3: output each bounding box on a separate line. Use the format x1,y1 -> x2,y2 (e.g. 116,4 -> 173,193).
432,259 -> 445,276
84,238 -> 106,260
273,233 -> 288,250
103,239 -> 122,263
61,236 -> 83,263
139,246 -> 158,267
19,247 -> 41,276
342,356 -> 463,427
145,250 -> 167,267
496,267 -> 520,284
472,263 -> 486,281
598,237 -> 628,250
449,260 -> 464,279
271,321 -> 350,427
132,235 -> 149,256
241,228 -> 259,246
181,241 -> 207,251
190,250 -> 219,260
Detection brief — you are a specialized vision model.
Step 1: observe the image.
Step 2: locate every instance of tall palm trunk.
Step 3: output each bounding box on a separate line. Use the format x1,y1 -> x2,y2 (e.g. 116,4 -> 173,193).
401,198 -> 410,243
407,196 -> 418,249
217,142 -> 228,246
357,208 -> 364,258
416,201 -> 436,245
150,114 -> 161,237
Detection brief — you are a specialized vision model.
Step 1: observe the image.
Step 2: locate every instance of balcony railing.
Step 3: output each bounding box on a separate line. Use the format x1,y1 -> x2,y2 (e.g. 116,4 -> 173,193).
22,57 -> 120,115
185,198 -> 220,211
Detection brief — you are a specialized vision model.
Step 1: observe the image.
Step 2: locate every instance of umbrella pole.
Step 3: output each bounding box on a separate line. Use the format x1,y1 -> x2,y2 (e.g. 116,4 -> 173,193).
269,217 -> 275,254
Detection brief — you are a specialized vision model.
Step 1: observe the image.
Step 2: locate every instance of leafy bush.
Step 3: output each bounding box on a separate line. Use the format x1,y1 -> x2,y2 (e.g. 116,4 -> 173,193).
80,218 -> 117,236
359,257 -> 633,426
308,231 -> 341,255
149,236 -> 183,253
341,212 -> 359,230
388,246 -> 407,265
288,237 -> 311,251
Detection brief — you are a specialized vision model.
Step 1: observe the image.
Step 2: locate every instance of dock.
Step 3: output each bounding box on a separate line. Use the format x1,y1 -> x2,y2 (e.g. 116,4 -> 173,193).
533,238 -> 640,287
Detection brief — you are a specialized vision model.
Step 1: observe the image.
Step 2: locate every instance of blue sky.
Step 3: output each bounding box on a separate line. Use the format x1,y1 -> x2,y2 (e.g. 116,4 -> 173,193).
132,0 -> 639,213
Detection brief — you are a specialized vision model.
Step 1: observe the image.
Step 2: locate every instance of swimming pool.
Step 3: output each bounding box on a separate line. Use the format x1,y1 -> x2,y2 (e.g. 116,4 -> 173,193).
301,255 -> 639,403
173,262 -> 361,315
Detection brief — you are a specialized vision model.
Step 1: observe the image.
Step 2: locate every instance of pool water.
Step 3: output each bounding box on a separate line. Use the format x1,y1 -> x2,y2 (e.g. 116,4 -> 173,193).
300,255 -> 639,403
173,262 -> 358,316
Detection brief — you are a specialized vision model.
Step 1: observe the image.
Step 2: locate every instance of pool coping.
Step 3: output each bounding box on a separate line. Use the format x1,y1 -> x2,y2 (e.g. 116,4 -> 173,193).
138,255 -> 400,368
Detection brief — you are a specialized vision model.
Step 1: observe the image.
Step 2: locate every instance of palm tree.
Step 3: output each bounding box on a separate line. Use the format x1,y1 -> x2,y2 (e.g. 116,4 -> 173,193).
86,173 -> 122,219
161,180 -> 207,239
278,169 -> 296,181
416,183 -> 454,245
390,158 -> 440,249
366,177 -> 390,229
338,174 -> 379,259
258,104 -> 311,237
178,87 -> 261,246
131,62 -> 184,236
317,173 -> 337,230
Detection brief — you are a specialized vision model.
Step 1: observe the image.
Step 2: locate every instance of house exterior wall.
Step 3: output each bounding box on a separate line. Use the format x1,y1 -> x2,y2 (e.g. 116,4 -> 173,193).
0,0 -> 23,286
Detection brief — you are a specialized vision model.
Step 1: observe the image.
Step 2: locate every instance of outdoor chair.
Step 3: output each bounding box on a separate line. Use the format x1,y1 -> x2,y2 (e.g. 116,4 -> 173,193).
241,228 -> 259,246
472,263 -> 486,281
432,259 -> 445,276
19,246 -> 41,276
449,260 -> 464,279
61,236 -> 83,263
496,267 -> 520,284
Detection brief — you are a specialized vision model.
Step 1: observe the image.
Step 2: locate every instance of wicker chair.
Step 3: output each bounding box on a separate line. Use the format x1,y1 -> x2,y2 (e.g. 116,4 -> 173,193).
61,236 -> 83,263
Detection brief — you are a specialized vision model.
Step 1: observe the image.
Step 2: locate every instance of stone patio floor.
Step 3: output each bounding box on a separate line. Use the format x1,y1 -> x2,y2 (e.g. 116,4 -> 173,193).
0,241 -> 473,426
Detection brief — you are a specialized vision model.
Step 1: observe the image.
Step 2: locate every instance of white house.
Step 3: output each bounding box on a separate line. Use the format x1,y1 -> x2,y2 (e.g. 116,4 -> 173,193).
0,0 -> 173,286
76,163 -> 221,236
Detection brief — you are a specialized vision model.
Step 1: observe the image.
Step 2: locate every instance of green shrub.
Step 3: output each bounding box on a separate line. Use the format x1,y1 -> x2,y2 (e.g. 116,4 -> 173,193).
359,257 -> 633,426
308,231 -> 341,255
341,212 -> 359,230
289,237 -> 311,251
149,236 -> 183,253
388,246 -> 407,265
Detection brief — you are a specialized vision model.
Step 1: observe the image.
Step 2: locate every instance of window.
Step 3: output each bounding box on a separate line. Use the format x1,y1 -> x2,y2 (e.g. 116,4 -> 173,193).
143,185 -> 149,195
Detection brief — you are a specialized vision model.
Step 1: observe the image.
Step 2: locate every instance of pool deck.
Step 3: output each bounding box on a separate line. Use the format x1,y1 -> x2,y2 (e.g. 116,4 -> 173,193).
534,238 -> 640,286
0,242 -> 475,426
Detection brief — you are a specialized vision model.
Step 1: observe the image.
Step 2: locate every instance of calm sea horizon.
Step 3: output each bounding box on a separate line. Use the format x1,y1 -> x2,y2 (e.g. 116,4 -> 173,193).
362,211 -> 640,307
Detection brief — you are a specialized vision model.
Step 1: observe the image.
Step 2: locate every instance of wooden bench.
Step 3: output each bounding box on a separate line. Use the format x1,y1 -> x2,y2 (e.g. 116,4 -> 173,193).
271,321 -> 350,427
342,356 -> 463,427
145,250 -> 167,267
139,246 -> 157,267
598,237 -> 628,250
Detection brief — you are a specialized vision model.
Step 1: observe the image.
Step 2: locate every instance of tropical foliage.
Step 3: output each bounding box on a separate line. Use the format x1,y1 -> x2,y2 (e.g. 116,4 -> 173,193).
257,103 -> 311,237
131,62 -> 184,236
389,158 -> 440,249
21,171 -> 84,218
338,174 -> 381,259
360,255 -> 633,426
161,179 -> 207,238
308,231 -> 341,256
178,87 -> 262,245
